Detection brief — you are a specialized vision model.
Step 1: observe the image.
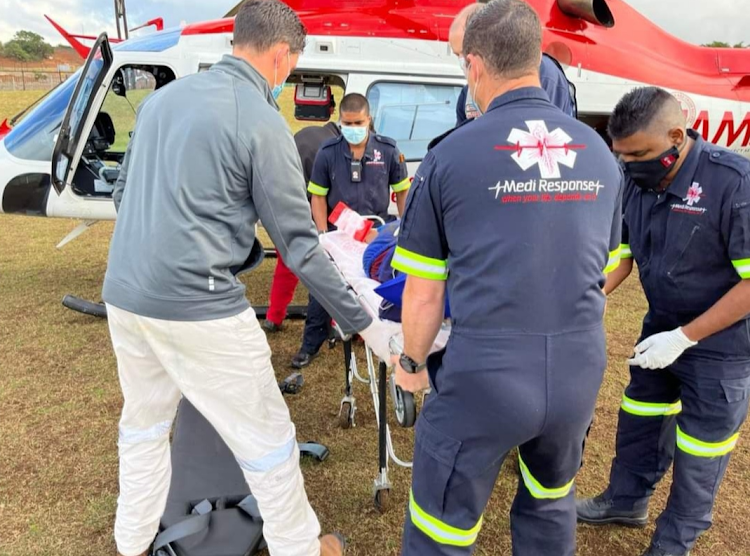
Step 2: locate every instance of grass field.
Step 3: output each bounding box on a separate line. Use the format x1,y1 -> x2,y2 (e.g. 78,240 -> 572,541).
0,91 -> 47,123
1,89 -> 750,556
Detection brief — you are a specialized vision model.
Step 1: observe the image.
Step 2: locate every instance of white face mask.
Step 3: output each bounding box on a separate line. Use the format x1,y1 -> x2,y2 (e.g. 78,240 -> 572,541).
466,59 -> 484,116
458,56 -> 468,77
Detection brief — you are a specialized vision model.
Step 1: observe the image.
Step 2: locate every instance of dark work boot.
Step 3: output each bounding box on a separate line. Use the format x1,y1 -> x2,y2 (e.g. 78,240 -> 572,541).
291,350 -> 318,369
576,492 -> 648,527
262,319 -> 282,333
641,547 -> 690,556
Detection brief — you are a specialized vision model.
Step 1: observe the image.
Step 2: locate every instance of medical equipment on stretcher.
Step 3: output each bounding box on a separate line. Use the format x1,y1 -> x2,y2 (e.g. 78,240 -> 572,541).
329,201 -> 374,242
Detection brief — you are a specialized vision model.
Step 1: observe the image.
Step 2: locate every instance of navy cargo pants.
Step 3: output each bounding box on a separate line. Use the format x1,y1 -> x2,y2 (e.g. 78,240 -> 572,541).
300,294 -> 333,356
401,326 -> 607,556
603,354 -> 750,554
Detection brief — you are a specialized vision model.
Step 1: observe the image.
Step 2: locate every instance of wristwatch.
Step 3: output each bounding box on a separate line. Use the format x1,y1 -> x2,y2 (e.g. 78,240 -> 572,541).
399,353 -> 427,374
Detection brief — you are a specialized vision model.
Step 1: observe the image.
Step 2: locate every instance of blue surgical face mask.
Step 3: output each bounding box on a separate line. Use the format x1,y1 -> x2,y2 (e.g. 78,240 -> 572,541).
272,51 -> 291,101
341,125 -> 368,145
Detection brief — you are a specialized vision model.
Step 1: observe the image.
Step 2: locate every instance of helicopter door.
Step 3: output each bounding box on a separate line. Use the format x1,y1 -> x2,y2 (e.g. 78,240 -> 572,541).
51,33 -> 113,195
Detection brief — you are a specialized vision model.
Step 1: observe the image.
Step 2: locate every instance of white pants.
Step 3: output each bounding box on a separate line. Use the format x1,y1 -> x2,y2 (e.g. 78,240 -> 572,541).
106,304 -> 321,556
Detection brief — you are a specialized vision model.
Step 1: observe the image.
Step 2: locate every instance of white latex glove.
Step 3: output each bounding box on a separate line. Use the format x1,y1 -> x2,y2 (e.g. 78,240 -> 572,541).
627,327 -> 697,370
358,322 -> 391,363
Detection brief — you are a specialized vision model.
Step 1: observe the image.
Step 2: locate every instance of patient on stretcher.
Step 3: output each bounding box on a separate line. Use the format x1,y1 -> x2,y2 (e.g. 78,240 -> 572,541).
362,220 -> 402,322
318,210 -> 451,363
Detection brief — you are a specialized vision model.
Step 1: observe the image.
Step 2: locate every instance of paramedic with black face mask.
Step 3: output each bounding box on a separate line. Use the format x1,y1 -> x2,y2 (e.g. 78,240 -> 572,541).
102,1 -> 379,555
391,1 -> 623,554
576,87 -> 750,556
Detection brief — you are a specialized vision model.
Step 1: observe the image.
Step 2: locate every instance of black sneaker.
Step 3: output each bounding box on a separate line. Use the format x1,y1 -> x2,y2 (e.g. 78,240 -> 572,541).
291,350 -> 317,369
262,319 -> 282,333
576,492 -> 648,527
640,547 -> 690,556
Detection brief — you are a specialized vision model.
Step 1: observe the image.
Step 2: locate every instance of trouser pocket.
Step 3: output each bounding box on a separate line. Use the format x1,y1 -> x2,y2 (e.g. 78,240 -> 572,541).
411,415 -> 461,515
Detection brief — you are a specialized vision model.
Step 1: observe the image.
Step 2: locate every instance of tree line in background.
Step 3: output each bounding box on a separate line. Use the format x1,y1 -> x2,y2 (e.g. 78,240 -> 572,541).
0,31 -> 56,62
702,41 -> 748,48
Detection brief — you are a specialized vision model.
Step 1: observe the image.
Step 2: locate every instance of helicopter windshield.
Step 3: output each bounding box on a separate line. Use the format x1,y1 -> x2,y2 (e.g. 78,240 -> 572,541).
3,67 -> 83,162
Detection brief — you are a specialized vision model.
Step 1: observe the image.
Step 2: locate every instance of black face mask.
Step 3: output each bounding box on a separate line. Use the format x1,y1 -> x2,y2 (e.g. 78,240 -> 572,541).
623,146 -> 680,191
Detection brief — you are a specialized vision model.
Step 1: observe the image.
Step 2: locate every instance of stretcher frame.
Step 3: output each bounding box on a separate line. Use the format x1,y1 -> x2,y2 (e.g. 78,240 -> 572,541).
334,302 -> 428,512
320,225 -> 448,512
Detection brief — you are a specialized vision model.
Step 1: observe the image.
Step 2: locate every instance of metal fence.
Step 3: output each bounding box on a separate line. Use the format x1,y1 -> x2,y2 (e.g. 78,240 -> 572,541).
0,67 -> 77,91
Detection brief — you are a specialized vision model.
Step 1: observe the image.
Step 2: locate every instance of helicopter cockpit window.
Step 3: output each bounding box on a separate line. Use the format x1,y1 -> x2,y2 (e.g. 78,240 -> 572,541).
4,68 -> 81,162
71,65 -> 175,198
100,68 -> 158,152
367,82 -> 462,162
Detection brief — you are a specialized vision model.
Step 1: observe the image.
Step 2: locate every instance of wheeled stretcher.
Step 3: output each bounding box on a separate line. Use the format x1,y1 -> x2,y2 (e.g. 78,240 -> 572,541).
319,231 -> 451,512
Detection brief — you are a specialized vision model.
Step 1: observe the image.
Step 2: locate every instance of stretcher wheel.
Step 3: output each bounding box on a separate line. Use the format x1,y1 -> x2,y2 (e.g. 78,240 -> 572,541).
390,377 -> 417,428
339,401 -> 354,429
374,487 -> 390,513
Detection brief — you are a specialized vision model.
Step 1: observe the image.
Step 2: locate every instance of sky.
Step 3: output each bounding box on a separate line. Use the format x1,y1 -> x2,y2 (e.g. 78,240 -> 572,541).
0,0 -> 747,48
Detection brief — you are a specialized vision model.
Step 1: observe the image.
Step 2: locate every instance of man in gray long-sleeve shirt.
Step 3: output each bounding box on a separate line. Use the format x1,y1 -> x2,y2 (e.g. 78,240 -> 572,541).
103,2 -> 372,555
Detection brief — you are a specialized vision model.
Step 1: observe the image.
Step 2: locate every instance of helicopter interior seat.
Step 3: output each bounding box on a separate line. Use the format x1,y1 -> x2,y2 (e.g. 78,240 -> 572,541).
71,111 -> 121,197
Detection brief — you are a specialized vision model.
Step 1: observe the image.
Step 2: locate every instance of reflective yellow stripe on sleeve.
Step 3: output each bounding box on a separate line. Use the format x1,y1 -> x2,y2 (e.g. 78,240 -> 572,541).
676,426 -> 739,457
518,454 -> 575,499
620,244 -> 633,259
409,490 -> 482,547
391,177 -> 412,193
732,258 -> 750,279
391,246 -> 448,281
603,246 -> 622,275
621,395 -> 682,417
307,181 -> 328,196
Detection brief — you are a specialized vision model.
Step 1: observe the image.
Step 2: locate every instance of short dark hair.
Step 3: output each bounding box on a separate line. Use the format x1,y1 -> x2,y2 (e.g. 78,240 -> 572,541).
463,0 -> 542,79
234,0 -> 307,54
340,93 -> 370,115
607,87 -> 677,140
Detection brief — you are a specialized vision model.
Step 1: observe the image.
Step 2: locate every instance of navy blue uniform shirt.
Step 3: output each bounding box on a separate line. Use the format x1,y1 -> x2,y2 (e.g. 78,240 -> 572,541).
456,54 -> 576,126
621,129 -> 750,357
394,87 -> 623,334
307,133 -> 410,222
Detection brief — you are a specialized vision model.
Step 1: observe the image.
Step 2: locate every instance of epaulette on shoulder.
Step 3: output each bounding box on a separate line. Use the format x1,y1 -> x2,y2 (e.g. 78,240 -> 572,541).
373,134 -> 397,148
706,146 -> 750,177
320,135 -> 343,149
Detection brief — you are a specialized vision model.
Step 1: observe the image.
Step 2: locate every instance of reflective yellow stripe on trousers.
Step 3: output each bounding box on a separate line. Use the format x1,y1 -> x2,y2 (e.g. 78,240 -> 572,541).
676,426 -> 740,457
518,454 -> 575,499
409,490 -> 483,547
621,395 -> 682,417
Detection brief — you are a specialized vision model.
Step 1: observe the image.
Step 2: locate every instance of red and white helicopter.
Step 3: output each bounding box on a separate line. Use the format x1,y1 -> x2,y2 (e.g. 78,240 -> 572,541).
1,0 -> 749,238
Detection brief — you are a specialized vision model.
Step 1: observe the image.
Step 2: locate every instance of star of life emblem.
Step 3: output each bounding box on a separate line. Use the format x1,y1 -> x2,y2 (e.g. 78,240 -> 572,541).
685,182 -> 703,206
496,120 -> 585,179
373,149 -> 382,162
